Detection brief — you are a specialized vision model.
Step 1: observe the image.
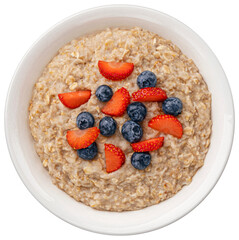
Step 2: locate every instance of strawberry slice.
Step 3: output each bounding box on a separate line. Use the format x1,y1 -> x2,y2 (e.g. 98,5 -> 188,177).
131,137 -> 164,152
58,90 -> 91,109
148,115 -> 183,138
66,127 -> 100,149
98,61 -> 134,81
105,144 -> 125,173
132,87 -> 167,102
101,87 -> 130,117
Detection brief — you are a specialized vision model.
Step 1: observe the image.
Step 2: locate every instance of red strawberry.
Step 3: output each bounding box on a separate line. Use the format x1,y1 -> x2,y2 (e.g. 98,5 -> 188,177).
58,90 -> 91,109
98,61 -> 134,81
131,137 -> 164,152
148,115 -> 183,138
101,87 -> 130,116
132,87 -> 167,102
105,144 -> 125,173
66,127 -> 100,149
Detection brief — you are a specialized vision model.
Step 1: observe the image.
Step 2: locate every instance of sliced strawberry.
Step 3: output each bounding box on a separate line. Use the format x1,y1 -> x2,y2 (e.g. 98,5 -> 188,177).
148,115 -> 183,138
66,127 -> 100,149
132,87 -> 167,102
58,90 -> 91,109
105,144 -> 125,173
131,137 -> 164,152
98,61 -> 134,81
101,87 -> 130,117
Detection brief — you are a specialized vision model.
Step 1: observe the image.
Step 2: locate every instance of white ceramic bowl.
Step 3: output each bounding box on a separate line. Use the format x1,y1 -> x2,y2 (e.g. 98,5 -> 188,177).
5,5 -> 234,235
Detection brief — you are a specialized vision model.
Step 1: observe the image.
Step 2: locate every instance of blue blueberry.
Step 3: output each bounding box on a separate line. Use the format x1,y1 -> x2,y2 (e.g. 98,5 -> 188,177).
127,102 -> 147,122
131,152 -> 151,170
137,71 -> 157,89
96,85 -> 113,102
162,97 -> 183,116
76,112 -> 95,129
99,116 -> 117,136
77,142 -> 98,160
121,120 -> 143,143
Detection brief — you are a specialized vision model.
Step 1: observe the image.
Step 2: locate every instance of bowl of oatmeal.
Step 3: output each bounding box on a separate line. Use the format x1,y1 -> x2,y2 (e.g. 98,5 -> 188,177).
5,5 -> 234,235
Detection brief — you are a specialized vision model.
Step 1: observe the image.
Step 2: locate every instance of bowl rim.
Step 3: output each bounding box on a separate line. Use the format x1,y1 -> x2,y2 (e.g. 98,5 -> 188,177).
5,4 -> 235,235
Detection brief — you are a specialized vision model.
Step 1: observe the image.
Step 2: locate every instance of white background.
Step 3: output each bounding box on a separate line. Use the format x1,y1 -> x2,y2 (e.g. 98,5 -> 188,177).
1,0 -> 238,239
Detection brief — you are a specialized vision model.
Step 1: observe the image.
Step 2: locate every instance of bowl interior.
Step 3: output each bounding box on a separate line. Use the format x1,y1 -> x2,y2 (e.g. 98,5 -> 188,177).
5,5 -> 234,235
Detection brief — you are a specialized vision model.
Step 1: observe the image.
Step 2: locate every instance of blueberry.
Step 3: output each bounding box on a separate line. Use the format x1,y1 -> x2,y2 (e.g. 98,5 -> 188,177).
99,116 -> 117,136
96,85 -> 113,102
131,152 -> 151,170
137,71 -> 157,89
77,142 -> 98,160
127,102 -> 147,122
162,97 -> 183,116
76,112 -> 95,129
121,120 -> 143,143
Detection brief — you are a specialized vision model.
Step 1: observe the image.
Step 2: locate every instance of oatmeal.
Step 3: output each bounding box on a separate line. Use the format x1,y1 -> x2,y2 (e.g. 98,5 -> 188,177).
29,27 -> 212,211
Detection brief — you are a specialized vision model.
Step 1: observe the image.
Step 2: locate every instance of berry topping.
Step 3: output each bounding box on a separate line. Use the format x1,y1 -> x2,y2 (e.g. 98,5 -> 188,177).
132,87 -> 167,102
66,127 -> 100,149
105,144 -> 125,173
148,115 -> 183,138
131,137 -> 164,152
95,85 -> 113,102
58,90 -> 91,109
137,71 -> 157,89
131,152 -> 151,170
77,142 -> 98,160
99,116 -> 117,136
127,102 -> 147,123
121,120 -> 143,143
162,97 -> 183,116
76,112 -> 95,130
98,61 -> 134,81
101,87 -> 130,117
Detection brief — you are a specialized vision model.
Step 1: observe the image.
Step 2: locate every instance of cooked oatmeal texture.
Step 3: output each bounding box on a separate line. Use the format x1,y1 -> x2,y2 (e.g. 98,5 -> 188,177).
29,27 -> 212,211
